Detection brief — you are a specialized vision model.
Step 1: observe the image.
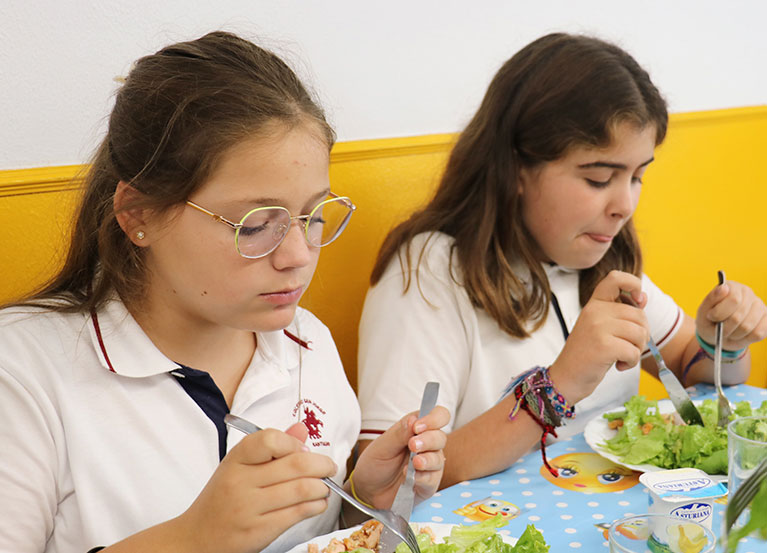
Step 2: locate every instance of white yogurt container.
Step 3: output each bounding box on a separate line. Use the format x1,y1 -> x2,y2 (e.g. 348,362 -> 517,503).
639,468 -> 727,536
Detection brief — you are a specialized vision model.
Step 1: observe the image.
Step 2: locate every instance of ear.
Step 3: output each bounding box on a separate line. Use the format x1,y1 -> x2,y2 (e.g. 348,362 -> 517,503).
517,165 -> 533,196
114,181 -> 151,247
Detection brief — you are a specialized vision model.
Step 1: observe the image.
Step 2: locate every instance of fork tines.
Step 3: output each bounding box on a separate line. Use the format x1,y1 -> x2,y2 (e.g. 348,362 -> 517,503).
725,457 -> 767,533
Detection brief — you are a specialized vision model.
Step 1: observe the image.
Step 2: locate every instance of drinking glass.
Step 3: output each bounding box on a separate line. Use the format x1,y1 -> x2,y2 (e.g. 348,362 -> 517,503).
608,513 -> 715,553
727,416 -> 767,527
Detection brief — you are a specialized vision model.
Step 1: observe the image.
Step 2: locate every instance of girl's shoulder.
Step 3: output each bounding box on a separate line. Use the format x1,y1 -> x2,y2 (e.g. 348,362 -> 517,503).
0,303 -> 85,336
384,231 -> 462,283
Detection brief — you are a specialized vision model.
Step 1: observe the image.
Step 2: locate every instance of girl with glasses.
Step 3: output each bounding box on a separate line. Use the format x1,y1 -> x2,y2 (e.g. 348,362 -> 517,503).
0,32 -> 448,553
356,33 -> 767,486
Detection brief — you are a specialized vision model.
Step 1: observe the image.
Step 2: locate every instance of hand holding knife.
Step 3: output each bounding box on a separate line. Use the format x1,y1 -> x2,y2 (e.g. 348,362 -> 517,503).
618,291 -> 704,426
378,381 -> 440,553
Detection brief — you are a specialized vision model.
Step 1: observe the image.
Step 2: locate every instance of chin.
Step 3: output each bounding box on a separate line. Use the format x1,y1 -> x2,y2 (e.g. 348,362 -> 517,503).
247,305 -> 299,333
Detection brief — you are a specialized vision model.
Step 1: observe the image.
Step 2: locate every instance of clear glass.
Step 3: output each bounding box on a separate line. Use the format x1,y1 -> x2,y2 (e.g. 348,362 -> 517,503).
608,514 -> 715,553
727,416 -> 767,527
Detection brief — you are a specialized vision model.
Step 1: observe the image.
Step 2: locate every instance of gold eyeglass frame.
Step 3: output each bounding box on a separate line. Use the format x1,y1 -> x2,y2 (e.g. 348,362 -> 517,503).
185,192 -> 356,259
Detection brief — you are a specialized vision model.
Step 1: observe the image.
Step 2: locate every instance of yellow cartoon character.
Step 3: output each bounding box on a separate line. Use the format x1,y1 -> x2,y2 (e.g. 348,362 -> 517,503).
540,452 -> 639,493
453,497 -> 521,521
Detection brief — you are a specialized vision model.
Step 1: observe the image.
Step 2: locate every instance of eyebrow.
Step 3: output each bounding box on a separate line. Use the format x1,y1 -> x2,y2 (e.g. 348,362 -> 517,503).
577,157 -> 655,170
225,188 -> 331,210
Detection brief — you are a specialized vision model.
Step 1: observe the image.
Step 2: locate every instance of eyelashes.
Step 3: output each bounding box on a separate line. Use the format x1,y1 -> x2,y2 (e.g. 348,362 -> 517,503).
585,176 -> 644,188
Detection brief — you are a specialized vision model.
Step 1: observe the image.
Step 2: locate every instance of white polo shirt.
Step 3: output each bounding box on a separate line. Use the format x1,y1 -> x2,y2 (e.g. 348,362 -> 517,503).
358,232 -> 682,441
0,297 -> 360,553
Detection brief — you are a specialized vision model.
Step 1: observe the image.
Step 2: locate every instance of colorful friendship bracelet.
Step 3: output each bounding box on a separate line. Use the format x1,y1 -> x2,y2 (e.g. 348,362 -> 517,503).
695,331 -> 747,359
506,366 -> 575,477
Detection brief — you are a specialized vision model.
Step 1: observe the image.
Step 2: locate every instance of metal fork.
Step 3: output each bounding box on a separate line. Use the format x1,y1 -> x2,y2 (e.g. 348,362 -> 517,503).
715,270 -> 734,427
223,414 -> 422,553
724,456 -> 767,539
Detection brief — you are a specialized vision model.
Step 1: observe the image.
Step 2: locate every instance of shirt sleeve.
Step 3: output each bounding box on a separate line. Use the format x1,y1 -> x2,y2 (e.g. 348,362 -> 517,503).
0,364 -> 59,552
357,234 -> 476,437
642,272 -> 684,355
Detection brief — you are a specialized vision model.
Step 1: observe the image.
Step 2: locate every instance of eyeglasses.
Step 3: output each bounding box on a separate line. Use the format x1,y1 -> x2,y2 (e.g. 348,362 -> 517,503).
186,192 -> 356,259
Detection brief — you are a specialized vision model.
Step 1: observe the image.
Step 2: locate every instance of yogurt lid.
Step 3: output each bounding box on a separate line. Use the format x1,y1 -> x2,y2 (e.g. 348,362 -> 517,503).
639,468 -> 727,501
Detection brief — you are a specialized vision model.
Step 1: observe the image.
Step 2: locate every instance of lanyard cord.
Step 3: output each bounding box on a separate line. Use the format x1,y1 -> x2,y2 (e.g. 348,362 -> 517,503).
550,292 -> 569,341
296,317 -> 303,424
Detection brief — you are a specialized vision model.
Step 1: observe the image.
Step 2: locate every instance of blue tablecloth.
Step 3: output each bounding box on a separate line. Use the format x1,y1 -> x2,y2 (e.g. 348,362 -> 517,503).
412,383 -> 767,552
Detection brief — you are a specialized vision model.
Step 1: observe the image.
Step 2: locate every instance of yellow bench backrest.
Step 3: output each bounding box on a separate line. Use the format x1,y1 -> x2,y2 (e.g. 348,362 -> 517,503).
2,110 -> 766,396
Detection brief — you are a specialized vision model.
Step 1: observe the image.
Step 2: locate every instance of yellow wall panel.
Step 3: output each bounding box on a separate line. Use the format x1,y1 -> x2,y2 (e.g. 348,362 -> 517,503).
635,107 -> 767,397
1,109 -> 765,398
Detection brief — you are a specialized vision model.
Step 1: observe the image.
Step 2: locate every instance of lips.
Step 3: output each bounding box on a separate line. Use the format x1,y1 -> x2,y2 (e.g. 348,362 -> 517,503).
259,286 -> 304,305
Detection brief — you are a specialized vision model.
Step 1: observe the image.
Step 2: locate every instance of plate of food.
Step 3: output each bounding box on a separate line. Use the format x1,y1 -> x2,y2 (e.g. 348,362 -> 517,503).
584,395 -> 764,475
286,515 -> 548,553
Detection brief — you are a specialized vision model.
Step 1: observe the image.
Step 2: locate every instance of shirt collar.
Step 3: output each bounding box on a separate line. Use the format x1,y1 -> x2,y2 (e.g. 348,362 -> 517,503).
89,296 -> 304,378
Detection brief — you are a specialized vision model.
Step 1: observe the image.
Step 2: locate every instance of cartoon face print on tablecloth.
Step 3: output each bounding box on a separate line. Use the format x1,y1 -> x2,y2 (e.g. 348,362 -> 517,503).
539,452 -> 639,493
453,497 -> 521,522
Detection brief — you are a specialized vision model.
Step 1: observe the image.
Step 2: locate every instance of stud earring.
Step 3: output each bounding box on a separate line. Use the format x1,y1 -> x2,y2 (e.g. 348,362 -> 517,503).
135,230 -> 145,240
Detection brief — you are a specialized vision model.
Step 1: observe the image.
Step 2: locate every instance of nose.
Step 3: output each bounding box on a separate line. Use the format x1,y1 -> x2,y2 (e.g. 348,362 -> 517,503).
609,178 -> 638,220
270,219 -> 314,269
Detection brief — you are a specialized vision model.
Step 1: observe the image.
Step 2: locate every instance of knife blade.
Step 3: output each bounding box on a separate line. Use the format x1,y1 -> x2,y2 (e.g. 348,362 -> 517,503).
619,291 -> 704,426
378,381 -> 440,553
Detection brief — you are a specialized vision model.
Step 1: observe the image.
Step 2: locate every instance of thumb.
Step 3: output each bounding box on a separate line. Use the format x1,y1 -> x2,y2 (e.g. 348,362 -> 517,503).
285,421 -> 309,443
699,283 -> 729,319
378,412 -> 418,457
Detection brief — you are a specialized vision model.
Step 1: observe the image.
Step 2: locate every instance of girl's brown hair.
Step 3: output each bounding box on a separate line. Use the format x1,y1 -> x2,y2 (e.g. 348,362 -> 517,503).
18,31 -> 335,312
371,33 -> 668,338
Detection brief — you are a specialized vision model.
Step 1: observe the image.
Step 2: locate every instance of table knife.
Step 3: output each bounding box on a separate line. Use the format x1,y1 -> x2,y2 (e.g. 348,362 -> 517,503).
378,381 -> 440,553
619,291 -> 704,426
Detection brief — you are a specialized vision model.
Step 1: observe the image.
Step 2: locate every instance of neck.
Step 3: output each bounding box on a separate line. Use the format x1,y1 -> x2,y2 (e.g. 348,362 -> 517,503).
126,296 -> 256,406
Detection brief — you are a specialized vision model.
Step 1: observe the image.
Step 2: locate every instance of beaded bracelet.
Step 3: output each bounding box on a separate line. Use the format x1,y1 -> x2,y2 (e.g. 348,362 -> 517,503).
504,366 -> 575,477
695,331 -> 747,359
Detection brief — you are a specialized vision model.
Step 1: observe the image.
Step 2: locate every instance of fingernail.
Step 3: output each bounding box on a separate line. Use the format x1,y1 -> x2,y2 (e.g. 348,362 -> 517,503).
301,445 -> 310,452
414,422 -> 426,433
414,439 -> 423,451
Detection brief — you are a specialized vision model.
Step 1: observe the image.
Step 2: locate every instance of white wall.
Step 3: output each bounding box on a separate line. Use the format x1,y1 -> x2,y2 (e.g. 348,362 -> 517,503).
1,0 -> 766,170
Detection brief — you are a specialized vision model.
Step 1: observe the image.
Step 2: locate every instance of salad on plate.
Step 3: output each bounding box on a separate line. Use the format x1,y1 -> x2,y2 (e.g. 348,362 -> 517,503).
292,514 -> 548,553
584,395 -> 767,474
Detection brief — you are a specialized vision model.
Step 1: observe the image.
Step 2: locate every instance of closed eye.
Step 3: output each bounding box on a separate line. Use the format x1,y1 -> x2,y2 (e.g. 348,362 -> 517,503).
586,178 -> 611,188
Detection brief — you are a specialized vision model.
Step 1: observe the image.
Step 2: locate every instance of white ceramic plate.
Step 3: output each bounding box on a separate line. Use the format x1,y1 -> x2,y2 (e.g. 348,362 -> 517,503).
584,399 -> 702,474
286,522 -> 517,553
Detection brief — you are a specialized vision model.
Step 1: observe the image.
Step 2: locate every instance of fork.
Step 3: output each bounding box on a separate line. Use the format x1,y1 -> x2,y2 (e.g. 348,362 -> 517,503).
223,414 -> 422,553
724,456 -> 767,539
715,270 -> 734,427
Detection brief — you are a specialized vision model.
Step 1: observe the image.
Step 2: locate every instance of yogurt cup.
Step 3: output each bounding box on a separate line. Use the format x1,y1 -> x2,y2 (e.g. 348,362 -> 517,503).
639,468 -> 727,538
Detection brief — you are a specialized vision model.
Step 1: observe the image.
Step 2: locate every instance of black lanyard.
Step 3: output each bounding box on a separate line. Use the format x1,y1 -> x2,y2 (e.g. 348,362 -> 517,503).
551,292 -> 569,340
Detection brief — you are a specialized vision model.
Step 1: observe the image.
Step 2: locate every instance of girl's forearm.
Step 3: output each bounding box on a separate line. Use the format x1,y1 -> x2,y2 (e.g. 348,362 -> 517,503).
440,396 -> 541,489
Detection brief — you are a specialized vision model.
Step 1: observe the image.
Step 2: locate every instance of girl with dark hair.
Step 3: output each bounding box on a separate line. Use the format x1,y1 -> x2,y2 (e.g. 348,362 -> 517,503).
357,33 -> 766,487
0,32 -> 448,553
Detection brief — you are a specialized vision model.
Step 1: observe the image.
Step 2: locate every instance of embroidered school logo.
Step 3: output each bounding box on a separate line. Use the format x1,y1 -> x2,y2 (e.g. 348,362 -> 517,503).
303,407 -> 324,439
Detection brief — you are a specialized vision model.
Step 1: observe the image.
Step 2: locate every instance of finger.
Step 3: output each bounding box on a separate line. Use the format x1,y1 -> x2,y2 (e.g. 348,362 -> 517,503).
610,302 -> 650,327
409,428 -> 447,461
727,301 -> 767,343
285,421 -> 309,443
698,282 -> 730,320
261,451 -> 338,487
413,405 -> 451,435
706,282 -> 758,326
227,429 -> 308,465
591,270 -> 643,303
412,449 -> 446,472
607,333 -> 644,369
255,477 -> 333,512
256,495 -> 331,527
